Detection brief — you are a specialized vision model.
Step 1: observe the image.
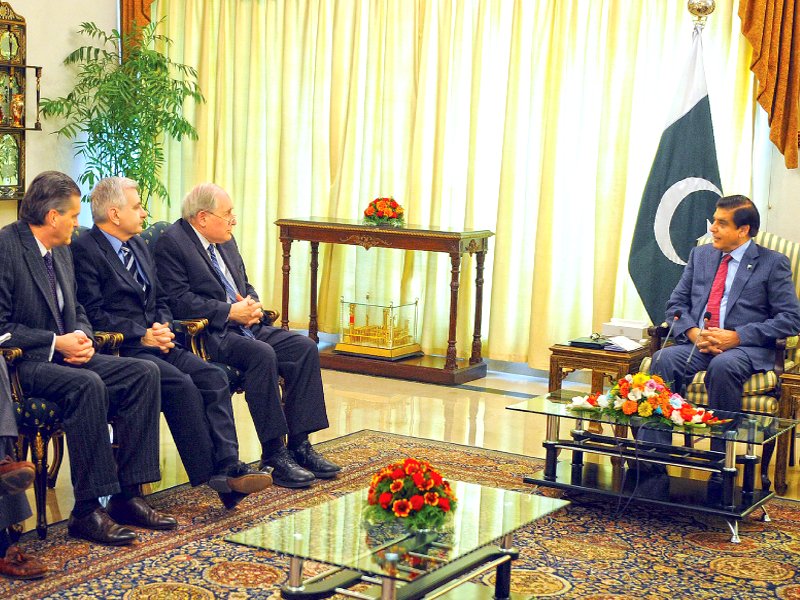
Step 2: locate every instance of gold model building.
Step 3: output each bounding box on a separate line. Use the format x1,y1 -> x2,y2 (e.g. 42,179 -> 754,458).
335,298 -> 422,360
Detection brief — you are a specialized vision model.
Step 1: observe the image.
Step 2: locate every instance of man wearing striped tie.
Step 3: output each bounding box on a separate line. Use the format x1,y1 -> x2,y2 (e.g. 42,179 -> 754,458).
72,177 -> 272,510
154,184 -> 341,489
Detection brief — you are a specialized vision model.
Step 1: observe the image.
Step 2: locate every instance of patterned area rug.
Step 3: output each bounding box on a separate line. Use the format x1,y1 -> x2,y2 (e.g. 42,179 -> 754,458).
3,430 -> 800,599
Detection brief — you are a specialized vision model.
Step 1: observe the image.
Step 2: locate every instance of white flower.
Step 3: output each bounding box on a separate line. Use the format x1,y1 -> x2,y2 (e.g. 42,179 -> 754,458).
642,387 -> 657,399
671,411 -> 685,426
570,395 -> 595,409
628,388 -> 642,401
597,394 -> 609,408
613,397 -> 625,409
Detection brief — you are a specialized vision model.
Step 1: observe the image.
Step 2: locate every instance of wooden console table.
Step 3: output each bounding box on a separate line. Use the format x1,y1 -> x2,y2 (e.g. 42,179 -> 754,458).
776,370 -> 800,495
276,218 -> 494,385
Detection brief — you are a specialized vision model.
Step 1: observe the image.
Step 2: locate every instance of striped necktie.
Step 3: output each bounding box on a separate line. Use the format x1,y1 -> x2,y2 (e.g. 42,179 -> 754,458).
207,244 -> 256,339
119,242 -> 148,293
43,252 -> 65,334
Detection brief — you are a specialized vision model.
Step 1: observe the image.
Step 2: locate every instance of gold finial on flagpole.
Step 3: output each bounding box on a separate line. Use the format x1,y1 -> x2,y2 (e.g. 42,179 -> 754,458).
688,0 -> 715,28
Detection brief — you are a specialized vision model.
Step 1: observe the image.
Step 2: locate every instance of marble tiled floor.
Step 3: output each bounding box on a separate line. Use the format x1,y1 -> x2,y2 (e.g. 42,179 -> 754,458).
18,368 -> 800,534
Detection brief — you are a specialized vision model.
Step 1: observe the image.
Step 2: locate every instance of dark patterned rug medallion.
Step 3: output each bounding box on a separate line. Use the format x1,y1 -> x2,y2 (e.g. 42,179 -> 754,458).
2,430 -> 799,599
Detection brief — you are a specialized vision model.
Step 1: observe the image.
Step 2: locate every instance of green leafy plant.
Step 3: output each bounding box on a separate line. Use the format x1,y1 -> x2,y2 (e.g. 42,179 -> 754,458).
40,19 -> 204,208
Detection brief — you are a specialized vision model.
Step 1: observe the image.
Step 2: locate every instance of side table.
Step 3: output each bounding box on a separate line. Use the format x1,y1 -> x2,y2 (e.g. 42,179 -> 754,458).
776,371 -> 800,495
548,343 -> 650,392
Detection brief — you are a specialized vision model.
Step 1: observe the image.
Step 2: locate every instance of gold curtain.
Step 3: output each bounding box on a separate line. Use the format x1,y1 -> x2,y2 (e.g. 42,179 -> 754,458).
149,0 -> 755,370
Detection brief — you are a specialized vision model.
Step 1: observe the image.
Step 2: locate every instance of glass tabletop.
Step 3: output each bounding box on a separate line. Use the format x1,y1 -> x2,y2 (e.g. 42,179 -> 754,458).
506,389 -> 798,445
226,481 -> 568,582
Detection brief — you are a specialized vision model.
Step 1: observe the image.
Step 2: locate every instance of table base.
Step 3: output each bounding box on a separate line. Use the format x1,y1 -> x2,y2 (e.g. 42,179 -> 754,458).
280,544 -> 519,600
525,462 -> 773,541
320,346 -> 487,385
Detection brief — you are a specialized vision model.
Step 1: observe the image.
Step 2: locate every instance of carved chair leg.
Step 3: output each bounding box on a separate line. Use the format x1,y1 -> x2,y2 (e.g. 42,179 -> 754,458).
761,439 -> 775,492
47,431 -> 65,489
29,430 -> 51,539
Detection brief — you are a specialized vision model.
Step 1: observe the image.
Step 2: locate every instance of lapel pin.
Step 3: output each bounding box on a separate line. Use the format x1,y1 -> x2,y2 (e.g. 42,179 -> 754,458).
747,264 -> 753,270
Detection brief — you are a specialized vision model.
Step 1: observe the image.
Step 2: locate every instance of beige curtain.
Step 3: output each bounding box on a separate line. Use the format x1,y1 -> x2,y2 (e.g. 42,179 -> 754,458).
150,0 -> 755,369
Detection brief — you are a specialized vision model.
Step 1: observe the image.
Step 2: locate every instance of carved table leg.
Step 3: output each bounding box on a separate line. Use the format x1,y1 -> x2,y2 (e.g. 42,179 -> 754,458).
309,241 -> 319,342
445,252 -> 461,371
470,251 -> 486,365
281,238 -> 292,330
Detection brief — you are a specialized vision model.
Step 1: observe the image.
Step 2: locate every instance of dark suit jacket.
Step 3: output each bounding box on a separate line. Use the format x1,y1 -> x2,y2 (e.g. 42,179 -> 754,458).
667,241 -> 800,372
72,225 -> 171,347
154,218 -> 261,357
0,221 -> 93,362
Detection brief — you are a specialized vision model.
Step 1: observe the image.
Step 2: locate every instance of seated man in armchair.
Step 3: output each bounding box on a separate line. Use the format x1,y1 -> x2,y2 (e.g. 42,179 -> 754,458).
72,177 -> 272,510
648,195 -> 800,456
154,183 -> 340,488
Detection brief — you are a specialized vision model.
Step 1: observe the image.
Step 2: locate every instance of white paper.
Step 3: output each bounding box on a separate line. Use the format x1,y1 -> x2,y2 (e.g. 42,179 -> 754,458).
0,332 -> 9,345
604,335 -> 644,352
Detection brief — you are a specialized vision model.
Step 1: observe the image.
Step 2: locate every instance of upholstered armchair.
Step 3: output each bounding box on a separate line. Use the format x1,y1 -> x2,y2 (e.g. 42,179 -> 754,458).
641,231 -> 800,494
1,332 -> 123,539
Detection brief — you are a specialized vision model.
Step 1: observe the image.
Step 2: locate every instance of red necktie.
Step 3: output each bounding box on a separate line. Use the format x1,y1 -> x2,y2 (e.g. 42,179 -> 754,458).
706,254 -> 732,328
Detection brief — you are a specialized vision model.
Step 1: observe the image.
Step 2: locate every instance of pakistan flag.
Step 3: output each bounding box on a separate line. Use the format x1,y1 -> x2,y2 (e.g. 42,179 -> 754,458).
628,26 -> 722,325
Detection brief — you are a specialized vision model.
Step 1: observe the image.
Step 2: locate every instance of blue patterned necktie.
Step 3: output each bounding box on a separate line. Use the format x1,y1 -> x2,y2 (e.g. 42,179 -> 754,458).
119,242 -> 148,293
43,252 -> 66,334
207,244 -> 255,339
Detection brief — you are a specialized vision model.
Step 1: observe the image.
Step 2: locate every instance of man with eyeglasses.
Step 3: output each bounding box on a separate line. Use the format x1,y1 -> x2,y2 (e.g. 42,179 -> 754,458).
71,177 -> 273,510
154,183 -> 340,488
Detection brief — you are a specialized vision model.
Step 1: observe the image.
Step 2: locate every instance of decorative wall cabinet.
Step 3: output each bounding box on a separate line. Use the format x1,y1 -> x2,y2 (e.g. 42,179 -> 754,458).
0,2 -> 41,201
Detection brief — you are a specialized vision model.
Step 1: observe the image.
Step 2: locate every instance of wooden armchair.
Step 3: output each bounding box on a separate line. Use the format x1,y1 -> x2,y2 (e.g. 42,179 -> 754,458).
641,231 -> 800,494
1,332 -> 123,539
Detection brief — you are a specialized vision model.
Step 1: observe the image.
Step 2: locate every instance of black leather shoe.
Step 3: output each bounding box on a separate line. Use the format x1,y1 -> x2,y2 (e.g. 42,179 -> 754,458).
67,508 -> 138,545
290,440 -> 341,479
209,461 -> 273,494
218,490 -> 248,510
106,496 -> 178,531
260,446 -> 315,488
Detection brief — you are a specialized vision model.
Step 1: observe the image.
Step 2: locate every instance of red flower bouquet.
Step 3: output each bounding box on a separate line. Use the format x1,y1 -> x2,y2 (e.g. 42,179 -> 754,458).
363,196 -> 405,227
365,458 -> 457,530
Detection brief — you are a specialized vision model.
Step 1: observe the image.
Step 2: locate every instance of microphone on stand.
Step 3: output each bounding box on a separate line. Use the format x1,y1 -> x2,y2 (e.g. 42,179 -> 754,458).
652,310 -> 682,374
682,311 -> 712,394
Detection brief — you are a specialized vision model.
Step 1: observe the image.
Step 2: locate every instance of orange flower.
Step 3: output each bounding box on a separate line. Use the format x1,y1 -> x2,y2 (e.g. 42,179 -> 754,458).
365,205 -> 375,216
390,480 -> 404,493
392,499 -> 412,517
424,491 -> 440,505
621,400 -> 639,415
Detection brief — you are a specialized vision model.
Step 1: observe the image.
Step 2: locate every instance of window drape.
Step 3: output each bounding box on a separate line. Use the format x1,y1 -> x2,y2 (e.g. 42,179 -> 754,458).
149,0 -> 756,369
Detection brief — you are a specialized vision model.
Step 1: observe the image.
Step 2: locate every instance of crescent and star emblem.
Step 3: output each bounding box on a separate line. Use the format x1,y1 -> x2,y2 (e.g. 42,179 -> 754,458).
653,176 -> 721,266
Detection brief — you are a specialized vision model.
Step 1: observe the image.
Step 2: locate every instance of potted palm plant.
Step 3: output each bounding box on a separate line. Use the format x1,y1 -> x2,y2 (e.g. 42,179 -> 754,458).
40,19 -> 203,209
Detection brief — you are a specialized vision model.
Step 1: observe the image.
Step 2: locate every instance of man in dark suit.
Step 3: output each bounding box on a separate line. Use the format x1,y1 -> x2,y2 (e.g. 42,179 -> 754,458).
154,183 -> 340,488
0,171 -> 175,545
649,195 -> 800,453
72,177 -> 271,509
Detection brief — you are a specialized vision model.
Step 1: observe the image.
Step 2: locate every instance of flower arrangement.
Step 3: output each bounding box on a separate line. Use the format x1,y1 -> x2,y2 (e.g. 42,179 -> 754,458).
365,458 -> 458,531
363,196 -> 405,227
567,372 -> 732,428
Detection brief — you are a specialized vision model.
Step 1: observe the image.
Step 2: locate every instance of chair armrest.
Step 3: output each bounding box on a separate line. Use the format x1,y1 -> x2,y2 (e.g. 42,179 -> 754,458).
263,309 -> 279,326
647,322 -> 669,355
1,346 -> 25,404
173,319 -> 210,361
94,332 -> 124,356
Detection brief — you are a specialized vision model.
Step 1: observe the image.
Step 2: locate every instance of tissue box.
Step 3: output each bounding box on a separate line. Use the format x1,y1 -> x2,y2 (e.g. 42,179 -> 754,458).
601,318 -> 649,341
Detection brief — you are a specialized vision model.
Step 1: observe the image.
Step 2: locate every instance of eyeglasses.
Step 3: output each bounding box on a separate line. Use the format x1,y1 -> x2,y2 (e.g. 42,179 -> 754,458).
205,211 -> 236,225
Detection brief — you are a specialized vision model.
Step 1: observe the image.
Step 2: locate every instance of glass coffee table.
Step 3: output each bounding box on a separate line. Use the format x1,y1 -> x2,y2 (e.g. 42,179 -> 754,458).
507,390 -> 799,542
226,480 -> 569,599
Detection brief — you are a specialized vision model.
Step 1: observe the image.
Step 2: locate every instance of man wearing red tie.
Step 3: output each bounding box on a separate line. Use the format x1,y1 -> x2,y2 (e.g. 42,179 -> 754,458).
649,195 -> 800,417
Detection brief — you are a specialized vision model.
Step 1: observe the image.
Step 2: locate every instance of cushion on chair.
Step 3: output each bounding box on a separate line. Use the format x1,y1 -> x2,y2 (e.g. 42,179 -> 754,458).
14,397 -> 63,433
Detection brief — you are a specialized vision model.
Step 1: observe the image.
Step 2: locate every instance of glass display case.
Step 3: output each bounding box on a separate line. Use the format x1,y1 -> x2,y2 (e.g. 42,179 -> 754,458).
335,296 -> 422,360
0,2 -> 41,200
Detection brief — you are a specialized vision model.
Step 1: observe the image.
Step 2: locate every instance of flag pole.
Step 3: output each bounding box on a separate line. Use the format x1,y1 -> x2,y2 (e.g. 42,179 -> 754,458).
688,0 -> 715,29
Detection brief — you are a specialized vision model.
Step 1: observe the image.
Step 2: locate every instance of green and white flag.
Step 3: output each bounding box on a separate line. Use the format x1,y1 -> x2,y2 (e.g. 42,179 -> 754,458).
628,26 -> 722,325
